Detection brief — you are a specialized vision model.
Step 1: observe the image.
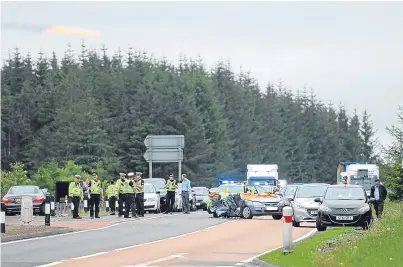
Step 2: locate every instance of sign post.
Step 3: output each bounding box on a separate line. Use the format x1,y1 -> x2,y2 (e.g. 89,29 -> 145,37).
143,135 -> 185,178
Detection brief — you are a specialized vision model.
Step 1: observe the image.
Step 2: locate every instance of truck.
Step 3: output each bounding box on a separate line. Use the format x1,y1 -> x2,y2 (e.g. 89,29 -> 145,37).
247,164 -> 279,187
336,162 -> 379,196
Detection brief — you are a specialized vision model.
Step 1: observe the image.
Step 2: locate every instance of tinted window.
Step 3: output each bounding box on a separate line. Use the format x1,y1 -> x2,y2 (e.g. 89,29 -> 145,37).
193,188 -> 209,195
143,179 -> 165,189
8,186 -> 40,194
144,184 -> 155,194
296,185 -> 328,198
325,187 -> 366,200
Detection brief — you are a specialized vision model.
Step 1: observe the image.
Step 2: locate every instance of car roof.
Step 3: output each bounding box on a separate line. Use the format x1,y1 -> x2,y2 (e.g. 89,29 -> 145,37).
143,178 -> 164,180
298,183 -> 329,187
328,184 -> 363,188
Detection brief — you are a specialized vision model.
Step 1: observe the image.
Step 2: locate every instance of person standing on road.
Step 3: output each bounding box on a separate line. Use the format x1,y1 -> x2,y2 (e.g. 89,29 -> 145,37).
164,174 -> 177,214
342,176 -> 348,184
181,174 -> 191,214
106,180 -> 118,215
82,179 -> 90,212
134,172 -> 145,217
89,172 -> 102,219
127,172 -> 138,218
69,175 -> 83,219
370,178 -> 388,219
116,173 -> 127,217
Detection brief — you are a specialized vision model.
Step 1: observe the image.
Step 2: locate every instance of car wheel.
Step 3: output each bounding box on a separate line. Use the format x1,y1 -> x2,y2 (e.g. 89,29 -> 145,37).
242,206 -> 253,219
272,215 -> 282,220
213,211 -> 218,218
316,218 -> 326,231
292,219 -> 300,227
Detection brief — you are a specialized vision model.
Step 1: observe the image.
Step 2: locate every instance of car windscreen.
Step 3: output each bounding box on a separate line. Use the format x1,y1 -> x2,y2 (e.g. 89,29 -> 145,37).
324,187 -> 366,200
143,179 -> 165,189
193,188 -> 209,195
218,185 -> 243,194
144,184 -> 155,194
296,185 -> 327,198
261,186 -> 274,192
284,186 -> 298,197
8,186 -> 40,194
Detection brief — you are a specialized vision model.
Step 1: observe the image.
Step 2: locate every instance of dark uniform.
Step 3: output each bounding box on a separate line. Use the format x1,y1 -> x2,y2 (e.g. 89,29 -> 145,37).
89,173 -> 102,219
117,173 -> 127,217
127,172 -> 137,218
164,175 -> 177,214
68,175 -> 83,219
134,172 -> 145,217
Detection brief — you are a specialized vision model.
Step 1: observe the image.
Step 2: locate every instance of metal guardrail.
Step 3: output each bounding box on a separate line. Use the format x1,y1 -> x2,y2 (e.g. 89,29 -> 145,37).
54,200 -> 109,217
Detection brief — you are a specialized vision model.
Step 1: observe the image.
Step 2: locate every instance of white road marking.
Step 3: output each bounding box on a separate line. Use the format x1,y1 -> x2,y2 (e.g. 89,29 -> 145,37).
32,220 -> 236,267
35,262 -> 65,267
240,228 -> 318,263
72,251 -> 107,260
124,252 -> 188,267
1,215 -> 167,246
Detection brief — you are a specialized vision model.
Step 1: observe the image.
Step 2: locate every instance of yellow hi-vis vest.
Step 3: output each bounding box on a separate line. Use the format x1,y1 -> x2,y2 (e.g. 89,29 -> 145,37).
69,182 -> 83,198
106,184 -> 118,198
90,180 -> 101,194
167,180 -> 176,192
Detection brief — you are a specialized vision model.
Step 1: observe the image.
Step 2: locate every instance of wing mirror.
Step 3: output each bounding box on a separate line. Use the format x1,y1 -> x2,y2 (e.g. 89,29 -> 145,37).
287,197 -> 294,202
314,197 -> 322,203
156,191 -> 160,194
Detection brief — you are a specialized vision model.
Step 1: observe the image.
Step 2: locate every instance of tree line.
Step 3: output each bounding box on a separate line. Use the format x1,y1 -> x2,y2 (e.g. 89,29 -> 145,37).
1,43 -> 381,190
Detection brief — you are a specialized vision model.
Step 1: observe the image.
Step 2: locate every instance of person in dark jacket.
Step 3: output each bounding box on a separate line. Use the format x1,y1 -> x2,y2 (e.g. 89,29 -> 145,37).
370,179 -> 388,218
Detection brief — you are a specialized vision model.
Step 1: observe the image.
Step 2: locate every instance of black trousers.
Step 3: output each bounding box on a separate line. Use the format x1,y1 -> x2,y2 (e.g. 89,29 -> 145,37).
127,193 -> 136,216
72,196 -> 80,218
135,193 -> 144,215
89,194 -> 101,217
166,191 -> 175,212
124,193 -> 132,217
109,196 -> 117,213
373,200 -> 385,218
118,193 -> 126,216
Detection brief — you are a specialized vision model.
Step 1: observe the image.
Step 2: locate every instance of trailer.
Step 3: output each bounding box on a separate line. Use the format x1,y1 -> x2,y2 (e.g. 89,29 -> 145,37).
337,162 -> 379,196
247,164 -> 278,186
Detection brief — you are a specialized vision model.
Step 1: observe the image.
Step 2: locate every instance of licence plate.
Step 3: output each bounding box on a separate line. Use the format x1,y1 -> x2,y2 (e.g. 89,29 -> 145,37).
336,216 -> 354,220
310,210 -> 318,215
15,198 -> 21,203
196,203 -> 200,206
266,207 -> 278,211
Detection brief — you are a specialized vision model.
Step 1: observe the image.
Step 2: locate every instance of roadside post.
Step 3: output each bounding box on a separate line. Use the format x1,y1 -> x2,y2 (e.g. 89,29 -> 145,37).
50,198 -> 55,216
1,202 -> 5,233
105,199 -> 110,212
282,206 -> 293,254
45,197 -> 51,226
84,198 -> 88,212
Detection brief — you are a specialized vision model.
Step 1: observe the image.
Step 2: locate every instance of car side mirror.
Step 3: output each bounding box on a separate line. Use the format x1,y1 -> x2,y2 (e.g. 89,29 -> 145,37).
314,197 -> 322,203
156,191 -> 160,194
287,197 -> 294,202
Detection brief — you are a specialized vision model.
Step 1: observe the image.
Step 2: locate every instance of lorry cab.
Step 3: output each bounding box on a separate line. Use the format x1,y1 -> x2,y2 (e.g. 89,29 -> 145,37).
247,164 -> 279,187
337,162 -> 379,196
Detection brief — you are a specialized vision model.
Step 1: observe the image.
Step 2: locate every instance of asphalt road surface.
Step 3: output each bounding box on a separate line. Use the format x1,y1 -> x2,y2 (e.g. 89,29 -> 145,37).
1,212 -> 315,267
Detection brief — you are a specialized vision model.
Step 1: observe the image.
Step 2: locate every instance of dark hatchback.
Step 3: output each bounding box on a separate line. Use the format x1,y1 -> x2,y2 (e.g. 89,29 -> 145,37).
2,185 -> 47,215
315,184 -> 373,231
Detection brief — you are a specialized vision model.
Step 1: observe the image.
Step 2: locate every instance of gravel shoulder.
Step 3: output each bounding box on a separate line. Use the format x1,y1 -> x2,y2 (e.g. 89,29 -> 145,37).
1,224 -> 75,242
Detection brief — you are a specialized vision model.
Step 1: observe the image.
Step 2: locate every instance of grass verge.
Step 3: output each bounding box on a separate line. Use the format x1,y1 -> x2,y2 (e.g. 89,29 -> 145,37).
259,200 -> 403,267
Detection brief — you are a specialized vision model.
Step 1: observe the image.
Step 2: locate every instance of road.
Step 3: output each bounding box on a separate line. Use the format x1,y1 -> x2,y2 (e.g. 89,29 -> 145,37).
1,211 -> 314,267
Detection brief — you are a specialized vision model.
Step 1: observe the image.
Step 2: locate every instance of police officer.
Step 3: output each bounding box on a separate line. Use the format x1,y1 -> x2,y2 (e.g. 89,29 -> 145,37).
122,173 -> 133,218
88,172 -> 102,219
106,180 -> 119,215
134,172 -> 145,217
116,173 -> 127,217
69,175 -> 83,219
127,172 -> 138,218
164,174 -> 177,214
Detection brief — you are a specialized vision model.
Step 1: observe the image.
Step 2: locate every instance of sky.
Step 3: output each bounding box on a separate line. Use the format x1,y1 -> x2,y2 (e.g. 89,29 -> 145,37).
1,1 -> 402,150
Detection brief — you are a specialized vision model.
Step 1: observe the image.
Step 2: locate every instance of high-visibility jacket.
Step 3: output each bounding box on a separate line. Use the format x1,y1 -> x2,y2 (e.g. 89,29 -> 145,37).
166,180 -> 176,192
116,179 -> 126,194
106,184 -> 118,198
90,180 -> 102,194
69,182 -> 84,199
127,179 -> 135,194
135,179 -> 144,193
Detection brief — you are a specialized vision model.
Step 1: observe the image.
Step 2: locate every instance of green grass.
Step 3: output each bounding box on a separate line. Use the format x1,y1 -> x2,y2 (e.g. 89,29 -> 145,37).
260,200 -> 403,267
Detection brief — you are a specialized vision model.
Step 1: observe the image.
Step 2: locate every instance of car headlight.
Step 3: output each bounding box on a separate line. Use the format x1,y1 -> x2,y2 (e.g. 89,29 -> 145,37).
318,205 -> 332,212
357,205 -> 370,213
148,197 -> 156,202
293,202 -> 303,209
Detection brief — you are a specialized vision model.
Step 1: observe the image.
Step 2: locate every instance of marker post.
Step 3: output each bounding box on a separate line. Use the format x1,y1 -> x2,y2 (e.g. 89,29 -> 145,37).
282,206 -> 293,255
45,197 -> 51,226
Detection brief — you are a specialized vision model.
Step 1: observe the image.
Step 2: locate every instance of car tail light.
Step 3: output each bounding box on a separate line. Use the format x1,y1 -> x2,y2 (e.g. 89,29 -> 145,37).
33,196 -> 45,203
2,197 -> 12,204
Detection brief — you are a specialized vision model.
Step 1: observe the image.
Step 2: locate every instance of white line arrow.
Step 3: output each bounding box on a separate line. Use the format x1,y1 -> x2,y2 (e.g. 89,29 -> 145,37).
121,253 -> 188,267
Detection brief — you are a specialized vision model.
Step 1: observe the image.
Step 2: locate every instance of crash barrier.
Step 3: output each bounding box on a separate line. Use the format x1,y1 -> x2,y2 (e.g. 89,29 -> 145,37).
54,200 -> 111,217
282,206 -> 293,254
1,202 -> 5,233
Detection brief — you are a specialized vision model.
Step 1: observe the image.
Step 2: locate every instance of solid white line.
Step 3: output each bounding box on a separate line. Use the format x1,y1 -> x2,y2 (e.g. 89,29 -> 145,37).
72,251 -> 107,260
205,225 -> 217,230
34,262 -> 64,267
240,228 -> 318,263
33,219 -> 236,267
134,252 -> 187,266
1,215 -> 167,246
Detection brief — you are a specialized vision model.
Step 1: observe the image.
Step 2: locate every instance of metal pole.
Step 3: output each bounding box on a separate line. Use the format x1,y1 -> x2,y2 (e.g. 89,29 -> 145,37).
282,206 -> 293,254
45,197 -> 51,226
149,139 -> 152,179
1,202 -> 6,233
178,145 -> 182,181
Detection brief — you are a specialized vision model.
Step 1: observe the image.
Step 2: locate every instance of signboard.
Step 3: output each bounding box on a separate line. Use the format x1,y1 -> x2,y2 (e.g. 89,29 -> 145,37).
143,148 -> 183,163
144,135 -> 185,148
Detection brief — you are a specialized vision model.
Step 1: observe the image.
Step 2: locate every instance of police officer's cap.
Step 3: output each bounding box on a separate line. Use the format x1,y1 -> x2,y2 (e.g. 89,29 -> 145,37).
135,172 -> 142,176
169,174 -> 174,178
75,175 -> 81,179
128,172 -> 135,177
92,172 -> 98,177
119,173 -> 126,177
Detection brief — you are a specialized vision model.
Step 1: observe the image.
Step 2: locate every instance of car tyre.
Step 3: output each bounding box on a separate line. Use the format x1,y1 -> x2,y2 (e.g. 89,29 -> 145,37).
241,206 -> 253,219
292,219 -> 300,227
191,201 -> 197,212
316,218 -> 327,231
213,211 -> 218,218
272,215 -> 282,220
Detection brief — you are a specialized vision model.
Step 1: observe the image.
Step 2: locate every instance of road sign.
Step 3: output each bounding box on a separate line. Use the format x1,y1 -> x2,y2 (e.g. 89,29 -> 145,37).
144,135 -> 185,148
143,149 -> 183,163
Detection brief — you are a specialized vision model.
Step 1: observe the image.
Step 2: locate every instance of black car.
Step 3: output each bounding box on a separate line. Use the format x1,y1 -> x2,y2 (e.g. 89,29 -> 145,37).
315,184 -> 373,231
2,185 -> 47,215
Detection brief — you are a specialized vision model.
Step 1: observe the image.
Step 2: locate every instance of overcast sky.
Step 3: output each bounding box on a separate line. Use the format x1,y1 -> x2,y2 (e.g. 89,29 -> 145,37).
2,1 -> 402,149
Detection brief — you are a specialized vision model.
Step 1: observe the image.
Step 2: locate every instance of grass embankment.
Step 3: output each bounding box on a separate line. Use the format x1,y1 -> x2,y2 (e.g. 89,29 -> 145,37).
260,201 -> 403,267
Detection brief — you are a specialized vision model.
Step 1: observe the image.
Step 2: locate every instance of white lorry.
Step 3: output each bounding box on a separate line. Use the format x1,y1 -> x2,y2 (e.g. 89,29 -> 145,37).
247,164 -> 279,187
337,162 -> 379,196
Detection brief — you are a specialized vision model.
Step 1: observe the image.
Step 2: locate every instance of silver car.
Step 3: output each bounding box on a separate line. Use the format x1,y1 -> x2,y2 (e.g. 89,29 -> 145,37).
290,183 -> 329,227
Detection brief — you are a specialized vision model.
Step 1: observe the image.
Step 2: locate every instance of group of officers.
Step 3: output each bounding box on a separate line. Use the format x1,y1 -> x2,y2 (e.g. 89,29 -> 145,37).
68,171 -> 146,219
